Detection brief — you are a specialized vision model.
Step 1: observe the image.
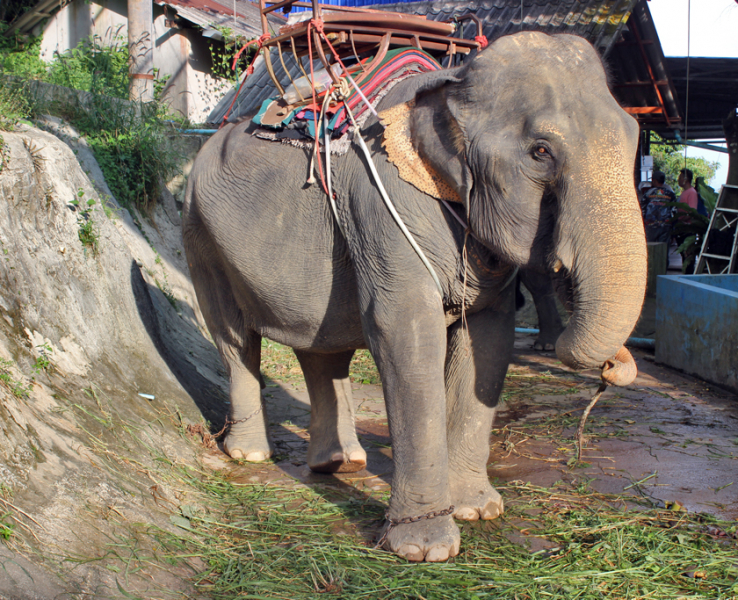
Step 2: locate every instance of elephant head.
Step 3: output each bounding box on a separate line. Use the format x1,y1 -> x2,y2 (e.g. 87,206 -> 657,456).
382,32 -> 646,377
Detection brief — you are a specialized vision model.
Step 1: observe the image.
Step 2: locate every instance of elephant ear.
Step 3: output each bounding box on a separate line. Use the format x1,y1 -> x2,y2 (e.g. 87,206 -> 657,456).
380,73 -> 472,206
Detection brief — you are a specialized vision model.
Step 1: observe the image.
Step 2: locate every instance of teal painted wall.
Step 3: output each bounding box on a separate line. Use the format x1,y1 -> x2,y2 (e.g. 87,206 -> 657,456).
655,275 -> 738,392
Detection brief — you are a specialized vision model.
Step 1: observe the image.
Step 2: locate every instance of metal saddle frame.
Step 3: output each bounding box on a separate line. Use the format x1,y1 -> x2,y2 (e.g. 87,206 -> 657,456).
255,0 -> 486,105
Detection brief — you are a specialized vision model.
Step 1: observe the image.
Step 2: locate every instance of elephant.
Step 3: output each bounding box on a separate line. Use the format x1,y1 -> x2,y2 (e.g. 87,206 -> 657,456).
182,31 -> 647,563
517,269 -> 566,351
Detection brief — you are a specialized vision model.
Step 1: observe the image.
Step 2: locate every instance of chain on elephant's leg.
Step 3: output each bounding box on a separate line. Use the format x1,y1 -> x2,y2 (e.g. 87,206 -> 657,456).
221,335 -> 273,461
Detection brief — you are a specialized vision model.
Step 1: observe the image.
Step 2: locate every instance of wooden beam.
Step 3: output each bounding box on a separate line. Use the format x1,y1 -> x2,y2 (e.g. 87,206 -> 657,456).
623,107 -> 664,115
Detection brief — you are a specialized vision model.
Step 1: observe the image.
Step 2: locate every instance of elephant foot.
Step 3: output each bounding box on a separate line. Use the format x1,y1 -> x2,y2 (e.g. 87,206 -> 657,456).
223,427 -> 273,462
308,441 -> 367,473
450,478 -> 504,521
533,338 -> 556,352
381,513 -> 460,562
533,327 -> 563,352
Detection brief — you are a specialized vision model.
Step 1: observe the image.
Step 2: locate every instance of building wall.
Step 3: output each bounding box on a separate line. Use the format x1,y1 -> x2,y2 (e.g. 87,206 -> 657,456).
35,0 -> 229,123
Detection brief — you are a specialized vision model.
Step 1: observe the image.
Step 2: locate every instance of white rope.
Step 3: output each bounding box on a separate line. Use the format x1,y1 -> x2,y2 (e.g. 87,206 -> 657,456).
343,100 -> 444,298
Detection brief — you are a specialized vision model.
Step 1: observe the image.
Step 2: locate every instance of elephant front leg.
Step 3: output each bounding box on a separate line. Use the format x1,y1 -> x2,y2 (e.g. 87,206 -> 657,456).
366,299 -> 460,562
446,303 -> 514,521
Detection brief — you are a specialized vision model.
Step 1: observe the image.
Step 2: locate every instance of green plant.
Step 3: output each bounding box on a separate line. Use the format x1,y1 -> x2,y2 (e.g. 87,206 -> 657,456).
70,188 -> 99,256
0,77 -> 30,131
78,101 -> 181,212
33,342 -> 52,374
207,26 -> 251,83
0,26 -> 46,80
0,357 -> 30,397
46,32 -> 129,99
0,513 -> 14,540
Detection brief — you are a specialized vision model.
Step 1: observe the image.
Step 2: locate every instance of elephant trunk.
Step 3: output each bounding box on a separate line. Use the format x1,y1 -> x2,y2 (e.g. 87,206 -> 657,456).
554,167 -> 647,385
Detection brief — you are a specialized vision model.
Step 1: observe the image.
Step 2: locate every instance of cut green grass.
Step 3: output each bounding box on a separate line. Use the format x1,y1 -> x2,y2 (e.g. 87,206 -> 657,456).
24,344 -> 736,599
150,471 -> 738,600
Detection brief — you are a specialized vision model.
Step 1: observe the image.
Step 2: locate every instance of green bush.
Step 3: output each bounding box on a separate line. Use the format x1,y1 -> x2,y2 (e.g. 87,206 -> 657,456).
0,25 -> 46,79
72,98 -> 180,212
46,34 -> 129,98
0,79 -> 30,131
0,31 -> 181,213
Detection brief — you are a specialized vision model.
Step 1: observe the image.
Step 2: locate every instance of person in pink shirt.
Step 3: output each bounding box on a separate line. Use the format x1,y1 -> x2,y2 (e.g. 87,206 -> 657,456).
678,168 -> 699,210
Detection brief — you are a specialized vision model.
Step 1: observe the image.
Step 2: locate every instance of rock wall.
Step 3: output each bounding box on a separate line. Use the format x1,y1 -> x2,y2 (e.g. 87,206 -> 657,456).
0,122 -> 226,598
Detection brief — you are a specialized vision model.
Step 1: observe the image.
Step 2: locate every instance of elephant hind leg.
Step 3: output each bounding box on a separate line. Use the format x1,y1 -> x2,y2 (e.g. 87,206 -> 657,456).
185,221 -> 272,461
520,269 -> 564,352
294,349 -> 366,473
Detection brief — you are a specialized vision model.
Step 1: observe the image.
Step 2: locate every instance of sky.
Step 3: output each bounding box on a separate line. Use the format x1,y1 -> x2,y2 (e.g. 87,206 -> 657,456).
648,0 -> 738,186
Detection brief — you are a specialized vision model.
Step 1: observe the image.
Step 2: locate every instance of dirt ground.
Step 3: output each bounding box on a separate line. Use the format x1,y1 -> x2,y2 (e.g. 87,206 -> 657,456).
201,333 -> 738,533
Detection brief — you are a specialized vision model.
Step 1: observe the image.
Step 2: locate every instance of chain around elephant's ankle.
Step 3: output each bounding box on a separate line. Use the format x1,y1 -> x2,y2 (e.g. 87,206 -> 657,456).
374,505 -> 455,550
214,402 -> 264,439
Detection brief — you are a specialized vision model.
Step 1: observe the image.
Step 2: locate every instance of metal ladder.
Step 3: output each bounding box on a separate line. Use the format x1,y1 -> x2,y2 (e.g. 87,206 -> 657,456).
694,184 -> 738,275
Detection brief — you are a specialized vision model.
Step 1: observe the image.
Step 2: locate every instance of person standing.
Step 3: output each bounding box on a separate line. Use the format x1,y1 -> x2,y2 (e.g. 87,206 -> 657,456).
641,170 -> 677,243
678,168 -> 699,210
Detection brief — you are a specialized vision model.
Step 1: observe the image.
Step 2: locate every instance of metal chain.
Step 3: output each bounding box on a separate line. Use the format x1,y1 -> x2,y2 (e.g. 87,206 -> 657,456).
374,505 -> 455,550
213,402 -> 264,439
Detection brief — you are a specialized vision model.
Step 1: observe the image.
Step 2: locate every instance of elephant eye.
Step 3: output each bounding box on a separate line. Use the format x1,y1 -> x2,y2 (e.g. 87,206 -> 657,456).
532,143 -> 554,163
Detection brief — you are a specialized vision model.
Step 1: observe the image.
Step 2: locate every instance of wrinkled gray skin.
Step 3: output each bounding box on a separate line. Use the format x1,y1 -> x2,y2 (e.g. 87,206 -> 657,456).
183,32 -> 647,562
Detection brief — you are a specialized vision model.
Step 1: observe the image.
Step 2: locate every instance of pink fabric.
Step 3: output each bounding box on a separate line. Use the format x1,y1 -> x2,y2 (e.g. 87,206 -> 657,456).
680,187 -> 698,210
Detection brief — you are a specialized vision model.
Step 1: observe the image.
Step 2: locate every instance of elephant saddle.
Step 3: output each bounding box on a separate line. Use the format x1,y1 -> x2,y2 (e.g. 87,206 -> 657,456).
251,47 -> 441,154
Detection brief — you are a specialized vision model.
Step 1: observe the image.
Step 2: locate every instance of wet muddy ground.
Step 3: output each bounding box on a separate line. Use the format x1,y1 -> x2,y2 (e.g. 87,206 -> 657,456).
202,333 -> 738,532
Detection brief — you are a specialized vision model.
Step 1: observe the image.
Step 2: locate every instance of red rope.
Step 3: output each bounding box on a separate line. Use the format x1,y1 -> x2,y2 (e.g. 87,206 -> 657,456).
474,35 -> 488,49
220,34 -> 271,128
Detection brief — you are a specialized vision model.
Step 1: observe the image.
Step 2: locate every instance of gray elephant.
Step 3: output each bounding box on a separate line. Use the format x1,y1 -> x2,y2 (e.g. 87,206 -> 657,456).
183,31 -> 646,562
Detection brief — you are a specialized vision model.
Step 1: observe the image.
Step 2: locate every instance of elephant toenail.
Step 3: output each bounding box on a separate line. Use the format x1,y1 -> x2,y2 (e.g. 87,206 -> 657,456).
426,546 -> 449,562
229,449 -> 244,459
244,451 -> 267,461
455,507 -> 478,521
399,544 -> 424,562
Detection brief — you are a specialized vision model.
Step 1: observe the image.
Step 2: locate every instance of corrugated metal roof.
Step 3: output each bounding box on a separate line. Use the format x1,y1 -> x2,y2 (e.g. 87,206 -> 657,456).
211,0 -> 699,129
208,48 -> 331,123
665,57 -> 738,140
157,0 -> 285,41
367,0 -> 637,57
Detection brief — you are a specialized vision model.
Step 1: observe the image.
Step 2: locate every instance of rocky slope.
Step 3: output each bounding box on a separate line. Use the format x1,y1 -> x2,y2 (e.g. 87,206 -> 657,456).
0,121 -> 226,599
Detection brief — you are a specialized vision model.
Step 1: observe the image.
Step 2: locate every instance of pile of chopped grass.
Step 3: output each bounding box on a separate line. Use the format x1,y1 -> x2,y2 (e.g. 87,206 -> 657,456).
154,471 -> 738,600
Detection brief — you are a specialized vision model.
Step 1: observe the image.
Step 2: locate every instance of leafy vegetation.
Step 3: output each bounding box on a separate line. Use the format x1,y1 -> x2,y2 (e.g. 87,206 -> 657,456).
0,357 -> 30,398
46,32 -> 129,98
0,32 -> 181,213
650,132 -> 720,192
69,188 -> 100,256
0,512 -> 14,540
149,475 -> 738,600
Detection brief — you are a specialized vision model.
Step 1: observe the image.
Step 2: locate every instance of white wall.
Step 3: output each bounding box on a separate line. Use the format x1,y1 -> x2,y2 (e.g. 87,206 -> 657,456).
37,0 -> 229,123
